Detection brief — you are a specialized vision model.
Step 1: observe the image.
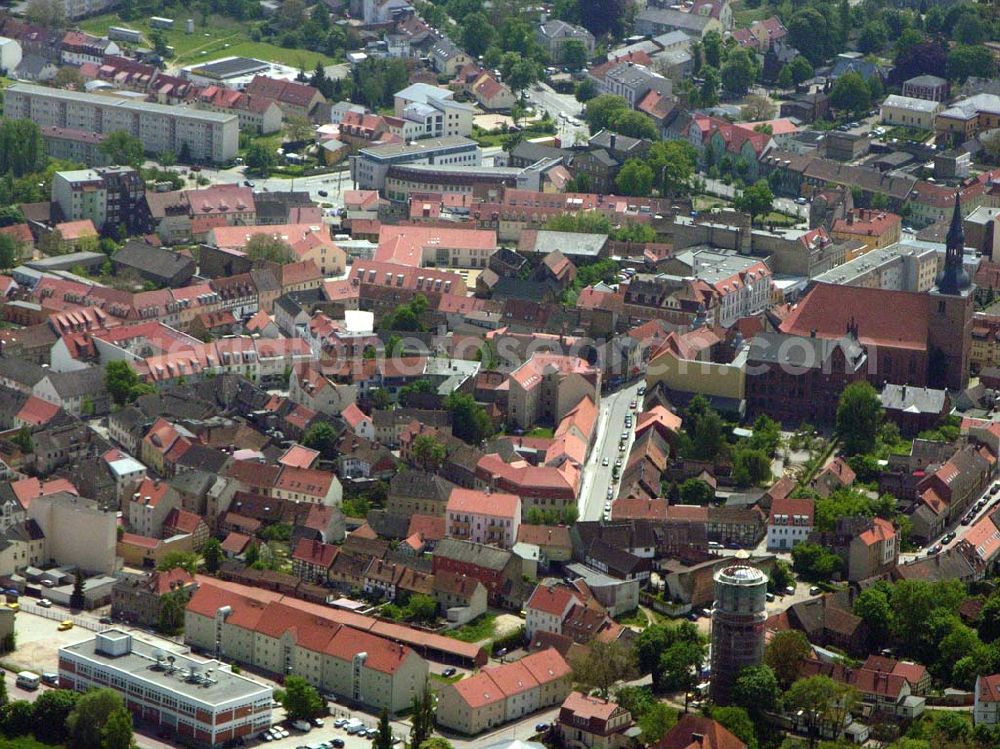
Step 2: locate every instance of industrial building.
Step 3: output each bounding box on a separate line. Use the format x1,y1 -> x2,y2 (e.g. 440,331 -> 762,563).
58,630 -> 273,747
709,564 -> 767,703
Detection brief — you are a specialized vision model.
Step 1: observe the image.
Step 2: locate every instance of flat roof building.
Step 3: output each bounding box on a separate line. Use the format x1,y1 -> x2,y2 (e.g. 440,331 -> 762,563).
350,136 -> 481,191
59,629 -> 273,747
5,83 -> 238,164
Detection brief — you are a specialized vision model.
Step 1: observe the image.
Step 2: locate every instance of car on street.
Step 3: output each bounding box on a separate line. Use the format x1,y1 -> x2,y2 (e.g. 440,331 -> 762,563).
637,385 -> 646,395
58,620 -> 73,631
312,718 -> 325,727
535,723 -> 550,733
629,400 -> 637,409
961,515 -> 971,525
621,431 -> 629,439
602,457 -> 609,466
795,197 -> 808,205
292,720 -> 312,732
809,586 -> 821,595
99,616 -> 112,624
38,599 -> 51,608
42,673 -> 58,686
604,502 -> 611,511
942,532 -> 956,544
442,667 -> 457,677
607,487 -> 614,498
332,740 -> 345,748
615,458 -> 622,467
726,542 -> 740,550
929,544 -> 943,555
334,719 -> 348,728
318,190 -> 328,197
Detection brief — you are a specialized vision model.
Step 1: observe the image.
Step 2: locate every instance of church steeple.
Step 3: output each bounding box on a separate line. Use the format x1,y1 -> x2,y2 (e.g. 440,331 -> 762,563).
936,191 -> 970,296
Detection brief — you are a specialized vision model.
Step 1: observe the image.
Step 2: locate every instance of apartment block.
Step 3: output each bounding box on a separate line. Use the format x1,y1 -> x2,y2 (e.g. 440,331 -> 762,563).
6,83 -> 238,163
52,166 -> 145,233
350,136 -> 481,191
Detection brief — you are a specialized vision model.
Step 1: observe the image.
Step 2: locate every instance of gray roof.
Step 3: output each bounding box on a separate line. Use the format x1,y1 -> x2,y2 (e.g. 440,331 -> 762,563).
60,630 -> 271,705
388,469 -> 455,501
747,332 -> 865,370
880,384 -> 948,415
44,367 -> 107,400
434,538 -> 512,571
526,230 -> 608,258
0,356 -> 47,387
113,241 -> 195,285
637,7 -> 713,32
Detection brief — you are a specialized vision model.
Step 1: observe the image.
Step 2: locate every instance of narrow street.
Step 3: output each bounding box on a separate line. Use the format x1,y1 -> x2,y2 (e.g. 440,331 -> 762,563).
578,381 -> 644,521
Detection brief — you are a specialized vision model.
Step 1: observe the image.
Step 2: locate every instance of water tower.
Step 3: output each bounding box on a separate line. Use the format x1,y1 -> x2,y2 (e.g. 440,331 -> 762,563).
710,563 -> 768,704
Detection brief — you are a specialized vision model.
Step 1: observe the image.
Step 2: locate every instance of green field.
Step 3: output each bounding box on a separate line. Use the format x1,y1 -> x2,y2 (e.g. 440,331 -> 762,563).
78,13 -> 336,68
0,738 -> 65,749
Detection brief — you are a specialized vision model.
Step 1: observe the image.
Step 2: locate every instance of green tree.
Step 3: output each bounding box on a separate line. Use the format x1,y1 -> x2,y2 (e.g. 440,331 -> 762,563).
575,78 -> 598,102
411,433 -> 446,471
648,140 -> 697,196
609,110 -> 659,140
11,425 -> 32,454
0,120 -> 46,178
947,45 -> 995,83
67,688 -> 126,749
637,702 -> 678,743
702,31 -> 722,68
732,448 -> 771,487
70,567 -> 85,610
461,12 -> 494,57
679,478 -> 714,505
765,630 -> 812,688
2,701 -> 34,738
777,64 -> 794,89
303,421 -> 339,457
32,689 -> 78,744
657,640 -> 705,710
0,674 -> 10,710
26,0 -> 65,28
615,159 -> 654,197
202,537 -> 223,573
791,542 -> 842,580
404,594 -> 438,623
768,560 -> 793,594
158,589 -> 187,635
721,48 -> 758,95
102,707 -> 134,749
699,67 -> 720,107
245,233 -> 296,264
157,551 -> 199,575
105,360 -> 141,406
836,381 -> 882,455
853,586 -> 892,651
785,676 -> 858,749
561,39 -> 589,70
584,94 -> 629,134
570,639 -> 636,698
858,21 -> 888,54
953,14 -> 984,45
374,708 -> 393,749
245,141 -> 278,173
790,56 -> 814,85
417,740 -> 453,749
830,71 -> 872,117
446,392 -> 493,444
408,687 -> 435,749
788,8 -> 833,66
99,131 -> 144,168
281,676 -> 324,720
732,664 -> 780,716
734,180 -> 773,226
709,707 -> 757,749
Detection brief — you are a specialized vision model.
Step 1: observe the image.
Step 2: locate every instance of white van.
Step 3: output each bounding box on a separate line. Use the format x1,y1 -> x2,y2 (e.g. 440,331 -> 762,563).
15,671 -> 40,690
344,719 -> 365,735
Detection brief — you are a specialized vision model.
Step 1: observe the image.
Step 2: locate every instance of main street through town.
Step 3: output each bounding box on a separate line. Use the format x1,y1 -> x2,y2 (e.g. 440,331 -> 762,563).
578,381 -> 644,522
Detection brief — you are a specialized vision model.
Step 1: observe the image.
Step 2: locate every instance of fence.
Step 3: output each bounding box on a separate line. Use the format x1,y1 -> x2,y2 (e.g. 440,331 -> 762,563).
19,602 -> 106,633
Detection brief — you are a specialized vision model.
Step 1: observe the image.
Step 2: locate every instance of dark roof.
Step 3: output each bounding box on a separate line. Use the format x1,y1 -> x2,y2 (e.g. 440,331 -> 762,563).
880,384 -> 948,414
389,469 -> 456,501
44,367 -> 106,399
434,538 -> 513,571
113,240 -> 195,286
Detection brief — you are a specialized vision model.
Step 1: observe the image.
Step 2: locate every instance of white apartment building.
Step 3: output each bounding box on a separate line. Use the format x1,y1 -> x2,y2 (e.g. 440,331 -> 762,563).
766,497 -> 814,551
394,83 -> 474,139
59,630 -> 273,747
52,169 -> 108,228
5,84 -> 239,163
445,488 -> 521,548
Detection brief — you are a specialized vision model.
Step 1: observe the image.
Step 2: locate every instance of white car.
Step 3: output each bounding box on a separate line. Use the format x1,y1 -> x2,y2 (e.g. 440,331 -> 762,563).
602,457 -> 609,466
312,718 -> 325,727
37,599 -> 51,608
604,502 -> 611,511
607,487 -> 614,498
292,720 -> 312,732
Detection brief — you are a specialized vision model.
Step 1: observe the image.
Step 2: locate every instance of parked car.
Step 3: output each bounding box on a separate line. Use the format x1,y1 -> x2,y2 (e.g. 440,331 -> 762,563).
535,723 -> 550,733
442,667 -> 457,677
99,616 -> 112,624
942,532 -> 956,544
602,457 -> 609,466
809,586 -> 821,595
312,718 -> 325,727
41,673 -> 58,686
332,741 -> 345,748
929,544 -> 943,555
795,196 -> 808,205
58,620 -> 73,631
292,720 -> 312,732
318,190 -> 328,197
37,599 -> 51,608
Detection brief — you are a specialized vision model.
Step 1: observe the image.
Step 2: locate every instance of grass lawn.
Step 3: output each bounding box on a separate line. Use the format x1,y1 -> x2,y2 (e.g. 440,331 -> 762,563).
525,427 -> 555,438
732,0 -> 775,28
444,613 -> 497,643
613,608 -> 649,628
430,671 -> 465,684
0,738 -> 64,749
78,13 -> 335,68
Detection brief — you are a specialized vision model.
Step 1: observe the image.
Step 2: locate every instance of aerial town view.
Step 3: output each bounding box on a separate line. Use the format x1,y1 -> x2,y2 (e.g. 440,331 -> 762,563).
1,0 -> 1000,747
